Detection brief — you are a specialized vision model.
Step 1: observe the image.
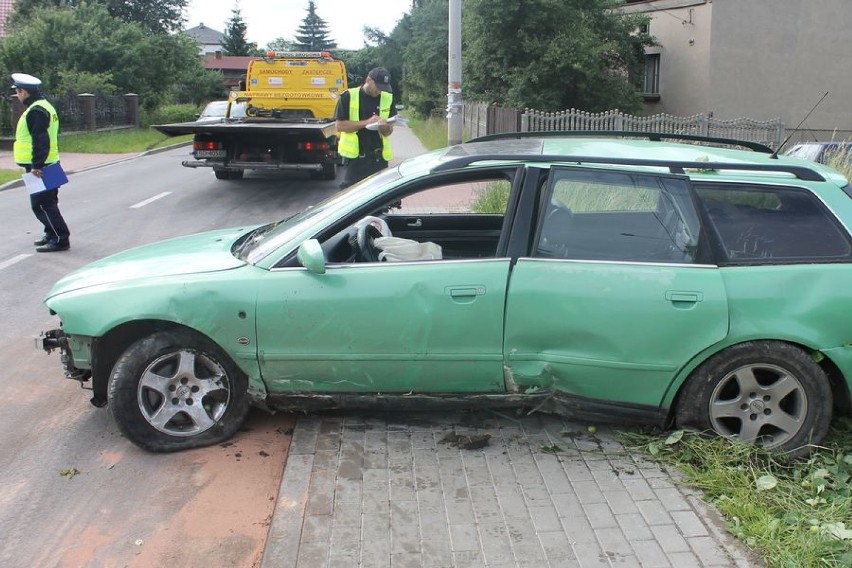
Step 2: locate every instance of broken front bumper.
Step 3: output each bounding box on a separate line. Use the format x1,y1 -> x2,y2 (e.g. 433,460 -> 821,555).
38,328 -> 91,384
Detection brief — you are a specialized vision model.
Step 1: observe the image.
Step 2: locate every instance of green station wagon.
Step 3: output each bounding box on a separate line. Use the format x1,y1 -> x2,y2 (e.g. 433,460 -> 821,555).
41,132 -> 852,455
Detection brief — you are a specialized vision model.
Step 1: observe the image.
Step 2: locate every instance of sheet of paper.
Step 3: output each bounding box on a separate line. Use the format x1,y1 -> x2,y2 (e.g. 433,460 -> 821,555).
365,116 -> 405,131
22,172 -> 46,194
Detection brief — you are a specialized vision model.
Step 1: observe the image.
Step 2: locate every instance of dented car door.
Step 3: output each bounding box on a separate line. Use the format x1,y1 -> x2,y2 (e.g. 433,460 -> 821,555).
255,259 -> 511,393
503,167 -> 729,407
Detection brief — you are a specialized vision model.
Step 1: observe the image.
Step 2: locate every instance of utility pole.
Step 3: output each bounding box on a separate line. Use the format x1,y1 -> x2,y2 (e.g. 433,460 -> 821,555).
447,0 -> 463,145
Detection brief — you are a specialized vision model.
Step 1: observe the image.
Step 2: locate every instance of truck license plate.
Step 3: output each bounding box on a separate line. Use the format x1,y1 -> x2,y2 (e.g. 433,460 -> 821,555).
195,150 -> 226,158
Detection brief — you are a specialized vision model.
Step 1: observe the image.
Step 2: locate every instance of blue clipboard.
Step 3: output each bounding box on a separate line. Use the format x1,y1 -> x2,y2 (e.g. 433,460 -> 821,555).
42,162 -> 68,189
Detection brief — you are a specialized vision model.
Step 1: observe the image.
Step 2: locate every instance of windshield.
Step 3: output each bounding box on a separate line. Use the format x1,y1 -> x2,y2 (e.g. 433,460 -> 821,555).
230,102 -> 247,118
239,167 -> 404,264
199,101 -> 229,118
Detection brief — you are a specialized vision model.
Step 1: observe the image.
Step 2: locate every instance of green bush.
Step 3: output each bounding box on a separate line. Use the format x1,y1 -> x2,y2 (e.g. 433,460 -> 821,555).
142,104 -> 199,127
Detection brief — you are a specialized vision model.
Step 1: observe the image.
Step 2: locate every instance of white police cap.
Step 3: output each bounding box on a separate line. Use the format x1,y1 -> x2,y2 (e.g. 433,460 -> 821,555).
11,73 -> 42,90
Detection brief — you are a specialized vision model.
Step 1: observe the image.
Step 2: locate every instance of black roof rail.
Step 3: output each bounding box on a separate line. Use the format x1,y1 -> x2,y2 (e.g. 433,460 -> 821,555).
430,154 -> 826,182
466,130 -> 775,154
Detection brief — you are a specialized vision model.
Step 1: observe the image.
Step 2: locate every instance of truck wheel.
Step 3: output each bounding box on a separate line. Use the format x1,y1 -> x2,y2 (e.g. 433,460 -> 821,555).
321,161 -> 337,180
108,330 -> 250,452
214,169 -> 244,180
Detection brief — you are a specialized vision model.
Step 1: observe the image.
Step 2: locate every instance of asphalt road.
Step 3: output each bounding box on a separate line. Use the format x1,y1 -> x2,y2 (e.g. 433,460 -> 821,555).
0,150 -> 342,567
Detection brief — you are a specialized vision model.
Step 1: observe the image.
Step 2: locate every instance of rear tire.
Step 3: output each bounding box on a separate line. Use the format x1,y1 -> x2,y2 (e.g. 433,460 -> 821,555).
675,341 -> 832,457
108,330 -> 250,452
213,169 -> 244,180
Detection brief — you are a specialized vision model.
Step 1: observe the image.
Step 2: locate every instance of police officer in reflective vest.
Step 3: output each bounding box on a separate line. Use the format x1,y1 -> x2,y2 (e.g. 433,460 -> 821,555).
13,73 -> 71,252
335,67 -> 397,189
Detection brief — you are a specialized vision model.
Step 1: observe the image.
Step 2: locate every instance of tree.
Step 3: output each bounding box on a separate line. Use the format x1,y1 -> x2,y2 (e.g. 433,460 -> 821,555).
0,4 -> 222,107
220,5 -> 260,56
293,1 -> 337,51
389,0 -> 652,117
400,0 -> 447,116
8,0 -> 188,34
267,37 -> 296,52
104,0 -> 188,34
462,0 -> 652,113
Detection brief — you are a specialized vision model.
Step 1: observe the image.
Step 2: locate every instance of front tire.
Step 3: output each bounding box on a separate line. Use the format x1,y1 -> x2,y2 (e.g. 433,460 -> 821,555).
676,341 -> 832,457
108,330 -> 250,452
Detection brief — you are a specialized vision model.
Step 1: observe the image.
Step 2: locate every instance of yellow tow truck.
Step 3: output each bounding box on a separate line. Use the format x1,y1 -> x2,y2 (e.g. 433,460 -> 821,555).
155,51 -> 347,181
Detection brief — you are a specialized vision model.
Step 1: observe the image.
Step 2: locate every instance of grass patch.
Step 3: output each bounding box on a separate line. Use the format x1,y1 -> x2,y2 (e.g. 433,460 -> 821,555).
60,127 -> 191,153
0,169 -> 21,184
1,128 -> 190,186
622,419 -> 852,567
408,116 -> 452,151
827,145 -> 852,180
472,180 -> 511,213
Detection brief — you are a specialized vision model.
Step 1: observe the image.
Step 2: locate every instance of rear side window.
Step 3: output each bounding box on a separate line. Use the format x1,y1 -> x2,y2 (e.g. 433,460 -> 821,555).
534,168 -> 701,263
696,184 -> 852,263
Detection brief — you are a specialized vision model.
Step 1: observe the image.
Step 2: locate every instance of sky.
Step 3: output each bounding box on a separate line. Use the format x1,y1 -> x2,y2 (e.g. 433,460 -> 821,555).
184,0 -> 412,51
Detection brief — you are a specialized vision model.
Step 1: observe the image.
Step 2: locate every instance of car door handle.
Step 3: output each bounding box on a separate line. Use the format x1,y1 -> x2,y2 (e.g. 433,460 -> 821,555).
406,218 -> 422,228
445,286 -> 486,303
665,290 -> 703,308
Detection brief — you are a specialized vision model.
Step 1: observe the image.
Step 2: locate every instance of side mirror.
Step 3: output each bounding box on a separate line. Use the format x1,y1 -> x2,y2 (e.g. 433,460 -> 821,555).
297,239 -> 326,274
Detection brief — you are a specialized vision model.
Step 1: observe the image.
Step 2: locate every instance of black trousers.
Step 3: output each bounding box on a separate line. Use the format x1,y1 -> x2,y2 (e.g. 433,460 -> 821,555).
341,156 -> 388,188
30,188 -> 70,245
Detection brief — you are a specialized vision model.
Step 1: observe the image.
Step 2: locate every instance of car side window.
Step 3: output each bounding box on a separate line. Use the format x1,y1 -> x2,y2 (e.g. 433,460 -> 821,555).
320,175 -> 512,264
695,184 -> 852,263
534,168 -> 701,263
394,179 -> 510,215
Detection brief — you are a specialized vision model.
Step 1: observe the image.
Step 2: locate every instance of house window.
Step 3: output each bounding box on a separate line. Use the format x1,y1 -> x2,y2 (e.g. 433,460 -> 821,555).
643,53 -> 660,99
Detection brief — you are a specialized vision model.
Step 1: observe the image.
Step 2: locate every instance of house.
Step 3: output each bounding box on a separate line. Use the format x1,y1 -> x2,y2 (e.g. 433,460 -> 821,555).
202,52 -> 256,90
185,23 -> 226,55
622,0 -> 852,142
186,23 -> 256,90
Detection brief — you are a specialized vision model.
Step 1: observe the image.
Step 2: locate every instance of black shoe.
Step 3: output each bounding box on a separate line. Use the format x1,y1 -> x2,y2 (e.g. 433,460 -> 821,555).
34,236 -> 50,246
36,242 -> 70,253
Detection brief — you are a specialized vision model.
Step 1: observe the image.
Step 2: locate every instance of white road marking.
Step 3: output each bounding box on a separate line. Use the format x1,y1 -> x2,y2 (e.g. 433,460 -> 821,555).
0,254 -> 32,271
130,192 -> 172,209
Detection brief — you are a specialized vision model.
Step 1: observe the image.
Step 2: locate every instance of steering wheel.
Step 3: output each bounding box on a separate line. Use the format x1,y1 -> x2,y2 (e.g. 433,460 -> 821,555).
355,216 -> 392,262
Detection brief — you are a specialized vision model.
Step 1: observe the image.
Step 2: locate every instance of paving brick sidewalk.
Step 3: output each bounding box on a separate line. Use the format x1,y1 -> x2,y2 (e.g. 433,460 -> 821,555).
262,411 -> 762,568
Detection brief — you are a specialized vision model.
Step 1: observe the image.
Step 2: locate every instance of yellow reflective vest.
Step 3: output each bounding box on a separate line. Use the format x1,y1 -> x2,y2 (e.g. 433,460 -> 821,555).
338,88 -> 393,161
14,99 -> 60,165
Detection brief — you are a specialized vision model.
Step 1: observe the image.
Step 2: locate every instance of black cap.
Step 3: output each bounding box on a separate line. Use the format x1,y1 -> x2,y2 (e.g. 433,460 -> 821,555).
367,67 -> 392,92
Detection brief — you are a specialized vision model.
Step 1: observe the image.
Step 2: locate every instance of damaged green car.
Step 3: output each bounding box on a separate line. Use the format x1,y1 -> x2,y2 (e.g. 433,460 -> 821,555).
41,132 -> 852,455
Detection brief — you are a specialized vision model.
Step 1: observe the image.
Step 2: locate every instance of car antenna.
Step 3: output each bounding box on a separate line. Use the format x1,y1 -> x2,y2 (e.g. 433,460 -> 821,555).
770,91 -> 829,159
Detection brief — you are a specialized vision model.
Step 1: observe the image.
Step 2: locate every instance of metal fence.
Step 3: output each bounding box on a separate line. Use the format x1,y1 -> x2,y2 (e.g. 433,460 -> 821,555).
2,91 -> 137,137
93,92 -> 130,129
53,92 -> 83,132
463,102 -> 786,149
